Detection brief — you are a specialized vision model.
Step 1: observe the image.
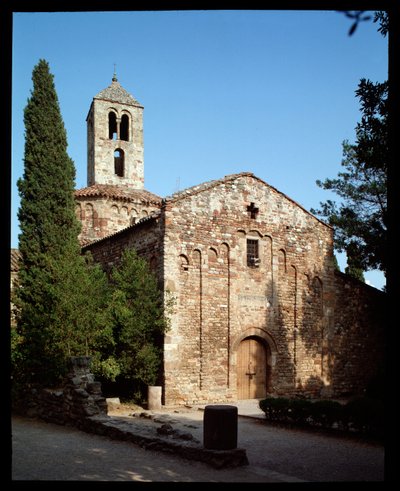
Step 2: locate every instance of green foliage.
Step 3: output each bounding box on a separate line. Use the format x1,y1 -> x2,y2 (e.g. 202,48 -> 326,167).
259,396 -> 383,437
312,78 -> 388,277
344,262 -> 365,282
332,254 -> 341,272
309,400 -> 343,428
90,356 -> 121,382
12,60 -> 112,386
259,397 -> 290,422
99,247 -> 173,398
48,252 -> 112,356
287,398 -> 313,425
344,396 -> 384,436
373,11 -> 388,37
312,15 -> 387,280
17,59 -> 81,259
10,324 -> 24,380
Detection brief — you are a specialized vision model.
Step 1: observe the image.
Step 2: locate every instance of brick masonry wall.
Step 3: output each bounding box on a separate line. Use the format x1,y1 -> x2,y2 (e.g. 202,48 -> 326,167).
76,196 -> 160,244
83,214 -> 164,278
87,97 -> 144,188
329,271 -> 386,397
80,173 -> 385,407
162,174 -> 338,405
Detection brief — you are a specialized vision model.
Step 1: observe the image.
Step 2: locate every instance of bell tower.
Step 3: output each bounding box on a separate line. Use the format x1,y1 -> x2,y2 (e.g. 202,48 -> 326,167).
86,73 -> 144,188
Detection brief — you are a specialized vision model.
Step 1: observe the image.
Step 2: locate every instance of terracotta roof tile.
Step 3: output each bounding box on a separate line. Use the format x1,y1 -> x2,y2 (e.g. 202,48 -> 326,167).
11,248 -> 21,271
79,237 -> 97,247
75,184 -> 162,205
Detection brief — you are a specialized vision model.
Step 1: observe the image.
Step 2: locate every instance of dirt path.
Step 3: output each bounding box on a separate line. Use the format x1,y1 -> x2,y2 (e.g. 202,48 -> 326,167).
11,408 -> 385,482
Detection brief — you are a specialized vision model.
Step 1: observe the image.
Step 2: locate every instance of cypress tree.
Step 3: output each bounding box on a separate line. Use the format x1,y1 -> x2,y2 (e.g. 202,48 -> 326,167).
18,59 -> 81,259
14,59 -> 109,385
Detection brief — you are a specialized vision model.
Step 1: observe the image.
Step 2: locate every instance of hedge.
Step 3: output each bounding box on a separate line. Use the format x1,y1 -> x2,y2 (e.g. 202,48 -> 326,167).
259,396 -> 383,438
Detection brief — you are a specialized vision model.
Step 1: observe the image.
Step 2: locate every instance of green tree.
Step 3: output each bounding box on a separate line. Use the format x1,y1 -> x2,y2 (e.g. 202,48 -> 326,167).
104,248 -> 172,400
48,252 -> 113,359
332,254 -> 341,272
311,14 -> 388,282
13,59 -> 111,386
344,260 -> 365,283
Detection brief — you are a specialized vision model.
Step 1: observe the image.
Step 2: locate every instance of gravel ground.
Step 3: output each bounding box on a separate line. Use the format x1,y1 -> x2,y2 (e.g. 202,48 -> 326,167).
11,407 -> 385,483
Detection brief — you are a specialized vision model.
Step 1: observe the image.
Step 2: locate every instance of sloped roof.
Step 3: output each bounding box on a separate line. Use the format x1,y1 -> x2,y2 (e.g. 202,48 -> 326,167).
164,171 -> 332,228
94,79 -> 142,107
165,172 -> 253,203
79,171 -> 331,251
81,211 -> 161,250
79,237 -> 97,247
75,184 -> 162,206
11,248 -> 21,272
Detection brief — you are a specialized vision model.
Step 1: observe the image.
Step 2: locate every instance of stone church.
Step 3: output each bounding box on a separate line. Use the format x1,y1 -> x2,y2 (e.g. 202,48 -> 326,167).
74,75 -> 385,407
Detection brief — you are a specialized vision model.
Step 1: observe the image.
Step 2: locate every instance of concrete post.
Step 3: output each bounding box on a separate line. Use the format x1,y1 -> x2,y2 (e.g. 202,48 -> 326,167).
147,385 -> 162,410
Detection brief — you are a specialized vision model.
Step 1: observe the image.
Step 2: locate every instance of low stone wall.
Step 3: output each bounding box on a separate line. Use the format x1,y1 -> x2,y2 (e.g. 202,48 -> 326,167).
13,356 -> 107,429
85,414 -> 249,469
12,356 -> 248,468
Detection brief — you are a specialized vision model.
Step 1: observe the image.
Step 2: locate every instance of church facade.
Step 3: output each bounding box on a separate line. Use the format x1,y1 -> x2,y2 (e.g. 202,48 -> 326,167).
75,77 -> 385,406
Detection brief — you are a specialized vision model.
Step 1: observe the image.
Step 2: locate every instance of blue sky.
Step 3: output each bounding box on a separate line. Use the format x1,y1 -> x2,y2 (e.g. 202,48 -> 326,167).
11,10 -> 388,289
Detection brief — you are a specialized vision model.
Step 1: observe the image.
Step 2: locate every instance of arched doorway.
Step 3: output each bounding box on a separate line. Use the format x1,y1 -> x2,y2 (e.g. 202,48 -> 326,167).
237,336 -> 269,399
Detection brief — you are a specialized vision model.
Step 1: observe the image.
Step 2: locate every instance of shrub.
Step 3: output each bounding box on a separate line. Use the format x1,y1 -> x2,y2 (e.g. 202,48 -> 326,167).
309,400 -> 344,428
344,396 -> 384,436
259,397 -> 290,422
259,395 -> 383,439
288,398 -> 313,426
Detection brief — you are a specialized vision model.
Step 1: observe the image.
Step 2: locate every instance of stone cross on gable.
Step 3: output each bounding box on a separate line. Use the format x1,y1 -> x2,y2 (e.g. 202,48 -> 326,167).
247,202 -> 259,219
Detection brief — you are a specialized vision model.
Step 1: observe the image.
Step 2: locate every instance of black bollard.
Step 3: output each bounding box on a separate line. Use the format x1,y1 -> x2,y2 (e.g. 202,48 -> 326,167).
203,405 -> 238,450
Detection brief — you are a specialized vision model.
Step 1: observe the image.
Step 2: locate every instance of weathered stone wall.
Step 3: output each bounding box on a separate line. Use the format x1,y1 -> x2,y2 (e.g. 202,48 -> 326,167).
13,357 -> 107,429
74,77 -> 162,245
162,173 -> 337,405
82,213 -> 164,279
86,84 -> 144,188
79,172 -> 385,407
328,271 -> 386,397
66,78 -> 385,408
75,193 -> 161,244
12,356 -> 249,468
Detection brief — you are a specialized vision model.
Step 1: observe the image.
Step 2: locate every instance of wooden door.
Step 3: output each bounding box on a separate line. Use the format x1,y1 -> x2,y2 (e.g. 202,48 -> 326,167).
237,338 -> 267,399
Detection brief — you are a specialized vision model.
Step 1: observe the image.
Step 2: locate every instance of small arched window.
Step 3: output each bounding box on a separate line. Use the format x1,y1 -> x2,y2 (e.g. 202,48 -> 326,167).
247,239 -> 259,267
130,208 -> 138,225
75,203 -> 83,221
114,149 -> 124,177
120,114 -> 129,141
278,249 -> 286,273
108,112 -> 117,140
179,254 -> 189,272
85,203 -> 94,228
312,277 -> 323,298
